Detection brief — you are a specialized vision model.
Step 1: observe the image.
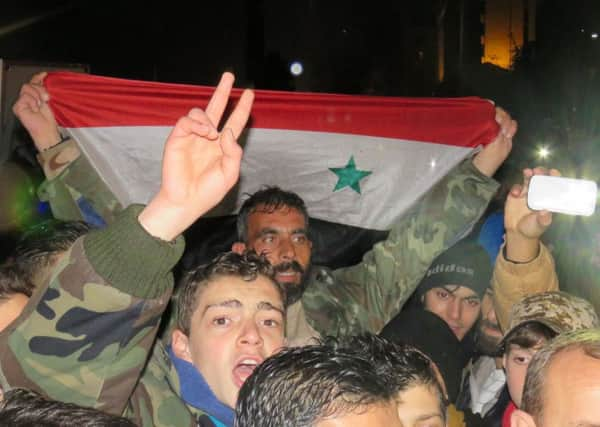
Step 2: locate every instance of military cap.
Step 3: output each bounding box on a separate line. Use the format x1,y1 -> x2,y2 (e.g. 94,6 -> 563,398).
502,291 -> 599,345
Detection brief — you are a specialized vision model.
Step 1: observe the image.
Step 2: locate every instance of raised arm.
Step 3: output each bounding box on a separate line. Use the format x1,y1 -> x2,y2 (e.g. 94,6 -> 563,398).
304,107 -> 516,336
492,167 -> 560,331
1,73 -> 254,415
13,72 -> 121,224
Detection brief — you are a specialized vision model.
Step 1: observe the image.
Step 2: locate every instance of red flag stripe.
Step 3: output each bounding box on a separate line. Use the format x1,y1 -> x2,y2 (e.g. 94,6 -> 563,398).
45,72 -> 498,147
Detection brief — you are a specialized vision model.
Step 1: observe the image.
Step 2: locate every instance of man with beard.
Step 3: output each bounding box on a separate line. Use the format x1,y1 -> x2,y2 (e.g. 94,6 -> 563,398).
228,107 -> 522,346
455,168 -> 560,427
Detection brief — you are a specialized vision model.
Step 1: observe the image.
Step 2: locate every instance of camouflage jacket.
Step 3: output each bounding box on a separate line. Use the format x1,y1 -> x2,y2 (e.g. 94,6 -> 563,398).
125,341 -> 227,427
0,205 -> 184,417
37,138 -> 122,225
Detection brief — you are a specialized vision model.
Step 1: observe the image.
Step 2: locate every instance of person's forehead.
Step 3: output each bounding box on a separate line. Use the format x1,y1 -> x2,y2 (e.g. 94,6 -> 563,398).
316,402 -> 402,427
195,275 -> 283,313
543,348 -> 600,420
247,205 -> 306,231
397,383 -> 442,409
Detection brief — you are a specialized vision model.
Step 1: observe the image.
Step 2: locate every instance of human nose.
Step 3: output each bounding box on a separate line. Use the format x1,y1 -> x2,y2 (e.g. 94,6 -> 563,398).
238,320 -> 263,347
277,238 -> 296,262
448,299 -> 462,321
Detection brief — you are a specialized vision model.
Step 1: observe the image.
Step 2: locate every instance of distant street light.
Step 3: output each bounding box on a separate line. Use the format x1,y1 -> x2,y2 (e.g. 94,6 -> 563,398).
592,33 -> 599,40
290,61 -> 304,76
537,146 -> 551,159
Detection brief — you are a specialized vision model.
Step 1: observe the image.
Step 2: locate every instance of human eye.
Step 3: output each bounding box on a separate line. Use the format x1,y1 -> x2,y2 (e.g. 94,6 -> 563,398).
436,289 -> 450,299
212,316 -> 231,327
466,298 -> 481,308
262,318 -> 280,327
262,234 -> 277,245
292,234 -> 308,244
512,353 -> 531,365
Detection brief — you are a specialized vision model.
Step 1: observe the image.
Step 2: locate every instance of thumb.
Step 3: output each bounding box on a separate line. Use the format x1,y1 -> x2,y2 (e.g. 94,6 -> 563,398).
536,210 -> 553,228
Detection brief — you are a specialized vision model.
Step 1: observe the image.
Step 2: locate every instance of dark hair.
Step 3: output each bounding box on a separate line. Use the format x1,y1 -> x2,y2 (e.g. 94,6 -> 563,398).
13,220 -> 91,286
502,322 -> 557,354
0,388 -> 136,426
176,251 -> 284,336
236,186 -> 309,242
235,334 -> 446,427
0,264 -> 34,299
521,328 -> 600,423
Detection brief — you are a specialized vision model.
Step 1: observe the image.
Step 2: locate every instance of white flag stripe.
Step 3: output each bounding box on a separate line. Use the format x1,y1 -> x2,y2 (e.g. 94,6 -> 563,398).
66,126 -> 473,231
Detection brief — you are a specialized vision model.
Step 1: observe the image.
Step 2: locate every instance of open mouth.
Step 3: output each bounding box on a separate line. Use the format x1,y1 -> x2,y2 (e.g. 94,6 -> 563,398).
232,358 -> 261,387
275,271 -> 299,282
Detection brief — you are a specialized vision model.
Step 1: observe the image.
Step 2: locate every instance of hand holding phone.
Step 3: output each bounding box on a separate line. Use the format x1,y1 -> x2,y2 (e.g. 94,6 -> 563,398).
527,175 -> 597,216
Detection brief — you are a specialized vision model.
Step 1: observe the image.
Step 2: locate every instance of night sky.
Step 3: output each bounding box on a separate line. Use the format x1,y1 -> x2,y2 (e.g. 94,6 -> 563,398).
0,1 -> 462,95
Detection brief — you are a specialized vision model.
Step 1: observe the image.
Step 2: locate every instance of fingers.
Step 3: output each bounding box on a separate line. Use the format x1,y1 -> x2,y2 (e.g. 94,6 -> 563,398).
20,81 -> 50,104
495,107 -> 517,139
222,89 -> 254,139
187,108 -> 219,139
171,115 -> 218,140
30,72 -> 47,86
219,128 -> 243,185
205,72 -> 235,127
536,210 -> 553,228
13,92 -> 42,116
509,183 -> 524,198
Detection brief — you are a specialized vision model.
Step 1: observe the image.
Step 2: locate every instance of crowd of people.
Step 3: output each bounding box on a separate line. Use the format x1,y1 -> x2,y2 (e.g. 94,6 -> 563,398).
0,71 -> 599,427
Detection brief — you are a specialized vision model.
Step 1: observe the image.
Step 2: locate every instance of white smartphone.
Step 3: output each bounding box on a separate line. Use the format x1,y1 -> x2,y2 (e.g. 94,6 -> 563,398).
528,175 -> 598,216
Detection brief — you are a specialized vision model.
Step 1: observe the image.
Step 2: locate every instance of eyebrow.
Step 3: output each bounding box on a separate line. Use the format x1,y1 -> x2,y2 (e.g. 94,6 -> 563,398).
257,301 -> 285,316
440,286 -> 480,300
258,227 -> 308,236
415,413 -> 444,422
202,299 -> 242,316
202,299 -> 284,316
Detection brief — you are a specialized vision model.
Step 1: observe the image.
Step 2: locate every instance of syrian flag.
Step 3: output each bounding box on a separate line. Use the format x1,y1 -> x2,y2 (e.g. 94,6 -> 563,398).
44,72 -> 498,268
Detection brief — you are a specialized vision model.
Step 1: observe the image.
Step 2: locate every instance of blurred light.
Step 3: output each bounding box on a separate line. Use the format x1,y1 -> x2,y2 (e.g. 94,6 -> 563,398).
581,28 -> 586,33
290,61 -> 303,76
537,146 -> 551,159
592,33 -> 599,39
429,158 -> 437,168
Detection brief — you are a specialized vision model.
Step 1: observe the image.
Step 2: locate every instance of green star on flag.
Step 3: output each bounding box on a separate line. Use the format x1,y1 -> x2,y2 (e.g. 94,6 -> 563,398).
329,156 -> 372,194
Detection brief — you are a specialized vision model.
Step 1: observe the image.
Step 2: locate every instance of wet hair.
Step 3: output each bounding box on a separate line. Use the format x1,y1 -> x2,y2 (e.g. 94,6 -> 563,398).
13,220 -> 91,285
236,186 -> 309,242
0,264 -> 33,299
176,251 -> 284,336
502,322 -> 557,354
521,328 -> 600,423
0,388 -> 136,426
235,334 -> 447,427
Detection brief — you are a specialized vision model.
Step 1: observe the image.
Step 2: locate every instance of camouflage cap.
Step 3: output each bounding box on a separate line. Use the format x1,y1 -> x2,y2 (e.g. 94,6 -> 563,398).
502,291 -> 599,343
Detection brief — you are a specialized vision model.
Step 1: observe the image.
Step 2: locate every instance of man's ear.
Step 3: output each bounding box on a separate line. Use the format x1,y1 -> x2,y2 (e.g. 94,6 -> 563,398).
171,329 -> 193,363
502,352 -> 508,370
511,409 -> 536,427
232,242 -> 246,254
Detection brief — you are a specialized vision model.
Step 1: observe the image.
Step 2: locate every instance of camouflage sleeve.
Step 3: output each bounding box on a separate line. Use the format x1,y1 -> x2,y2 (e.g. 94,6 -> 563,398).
492,242 -> 559,332
0,205 -> 184,416
37,138 -> 123,225
124,342 -> 197,427
305,158 -> 499,336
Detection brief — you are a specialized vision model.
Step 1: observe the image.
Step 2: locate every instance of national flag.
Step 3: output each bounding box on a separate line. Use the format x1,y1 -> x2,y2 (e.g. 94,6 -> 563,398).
44,72 -> 498,268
